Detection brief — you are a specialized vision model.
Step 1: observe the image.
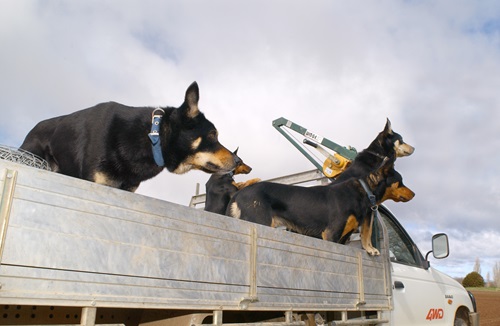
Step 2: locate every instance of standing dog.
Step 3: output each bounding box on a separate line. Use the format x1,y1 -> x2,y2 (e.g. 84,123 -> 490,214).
333,119 -> 414,183
205,149 -> 260,215
20,82 -> 237,191
227,164 -> 414,255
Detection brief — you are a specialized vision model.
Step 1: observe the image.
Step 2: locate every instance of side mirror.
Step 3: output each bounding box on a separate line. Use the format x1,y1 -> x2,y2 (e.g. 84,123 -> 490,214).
426,233 -> 449,261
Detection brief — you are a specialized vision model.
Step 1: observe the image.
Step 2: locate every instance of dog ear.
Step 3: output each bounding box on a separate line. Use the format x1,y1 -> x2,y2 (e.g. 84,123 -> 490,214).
183,81 -> 200,118
233,147 -> 239,155
383,118 -> 393,135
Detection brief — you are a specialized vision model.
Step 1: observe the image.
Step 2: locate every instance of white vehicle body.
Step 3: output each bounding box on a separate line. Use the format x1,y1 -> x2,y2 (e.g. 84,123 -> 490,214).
379,210 -> 479,325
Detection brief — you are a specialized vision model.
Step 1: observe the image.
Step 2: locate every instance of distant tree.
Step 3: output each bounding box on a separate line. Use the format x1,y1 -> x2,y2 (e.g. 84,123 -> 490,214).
462,271 -> 485,288
473,257 -> 481,275
494,262 -> 500,287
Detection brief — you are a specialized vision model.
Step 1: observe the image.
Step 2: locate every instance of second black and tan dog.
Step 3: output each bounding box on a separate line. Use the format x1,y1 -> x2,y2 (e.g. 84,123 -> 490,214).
334,118 -> 414,183
205,149 -> 260,215
20,82 -> 237,191
226,164 -> 414,255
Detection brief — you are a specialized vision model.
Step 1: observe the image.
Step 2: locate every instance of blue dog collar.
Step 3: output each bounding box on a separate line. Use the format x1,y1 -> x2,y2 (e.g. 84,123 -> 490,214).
148,108 -> 165,167
359,178 -> 377,207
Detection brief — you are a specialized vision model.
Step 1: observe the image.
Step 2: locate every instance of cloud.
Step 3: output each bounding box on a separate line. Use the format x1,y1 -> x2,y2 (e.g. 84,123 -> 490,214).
1,0 -> 500,279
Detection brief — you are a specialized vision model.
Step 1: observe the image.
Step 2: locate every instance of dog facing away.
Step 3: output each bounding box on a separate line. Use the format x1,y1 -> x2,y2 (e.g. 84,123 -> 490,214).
333,119 -> 414,184
226,165 -> 414,255
20,82 -> 237,192
204,149 -> 260,215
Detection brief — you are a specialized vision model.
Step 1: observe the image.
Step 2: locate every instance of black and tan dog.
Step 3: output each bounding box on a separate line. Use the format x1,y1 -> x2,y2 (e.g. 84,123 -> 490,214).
333,119 -> 414,183
204,149 -> 260,215
226,164 -> 414,255
20,82 -> 237,191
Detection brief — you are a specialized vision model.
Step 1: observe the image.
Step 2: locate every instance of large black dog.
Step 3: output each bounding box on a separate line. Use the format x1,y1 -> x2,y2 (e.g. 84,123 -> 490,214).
20,82 -> 237,191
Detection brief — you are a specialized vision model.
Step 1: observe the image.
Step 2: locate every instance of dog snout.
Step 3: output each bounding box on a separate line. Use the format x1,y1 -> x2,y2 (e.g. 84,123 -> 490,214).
208,148 -> 238,173
400,187 -> 415,202
234,163 -> 252,175
396,142 -> 415,157
219,147 -> 238,172
403,143 -> 415,155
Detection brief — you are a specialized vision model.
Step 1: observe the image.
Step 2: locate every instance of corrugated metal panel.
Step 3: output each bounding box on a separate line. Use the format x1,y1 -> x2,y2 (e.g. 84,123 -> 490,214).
0,160 -> 390,312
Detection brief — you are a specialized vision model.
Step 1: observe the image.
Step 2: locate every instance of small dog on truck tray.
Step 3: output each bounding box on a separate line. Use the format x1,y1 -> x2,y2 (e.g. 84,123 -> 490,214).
205,148 -> 260,215
20,82 -> 237,192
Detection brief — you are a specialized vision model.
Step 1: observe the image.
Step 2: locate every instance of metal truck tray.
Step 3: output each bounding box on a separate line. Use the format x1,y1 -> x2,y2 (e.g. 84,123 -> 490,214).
0,160 -> 390,312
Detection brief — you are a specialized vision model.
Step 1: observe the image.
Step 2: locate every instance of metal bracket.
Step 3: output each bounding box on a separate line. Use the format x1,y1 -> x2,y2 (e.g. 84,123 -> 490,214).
239,296 -> 258,310
0,168 -> 17,262
80,307 -> 97,326
357,252 -> 365,308
239,227 -> 259,310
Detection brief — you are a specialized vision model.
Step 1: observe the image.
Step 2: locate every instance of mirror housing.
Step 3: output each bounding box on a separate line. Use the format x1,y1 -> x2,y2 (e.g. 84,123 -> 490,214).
432,233 -> 449,259
424,233 -> 449,269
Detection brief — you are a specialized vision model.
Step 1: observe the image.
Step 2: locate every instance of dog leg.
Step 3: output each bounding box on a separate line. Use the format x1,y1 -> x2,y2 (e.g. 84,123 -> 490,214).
271,216 -> 286,229
232,178 -> 261,190
321,228 -> 335,242
227,202 -> 242,218
123,184 -> 139,192
340,215 -> 359,240
93,172 -> 122,189
360,215 -> 380,256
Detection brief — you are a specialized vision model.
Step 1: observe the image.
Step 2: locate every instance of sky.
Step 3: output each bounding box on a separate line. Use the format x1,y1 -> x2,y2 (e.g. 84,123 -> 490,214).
1,0 -> 499,280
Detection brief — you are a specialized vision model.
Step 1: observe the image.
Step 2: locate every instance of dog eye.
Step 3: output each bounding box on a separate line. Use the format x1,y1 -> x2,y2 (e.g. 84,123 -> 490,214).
208,130 -> 218,142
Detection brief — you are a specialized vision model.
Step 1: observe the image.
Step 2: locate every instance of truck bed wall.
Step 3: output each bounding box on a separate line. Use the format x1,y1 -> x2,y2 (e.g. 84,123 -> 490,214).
0,160 -> 391,312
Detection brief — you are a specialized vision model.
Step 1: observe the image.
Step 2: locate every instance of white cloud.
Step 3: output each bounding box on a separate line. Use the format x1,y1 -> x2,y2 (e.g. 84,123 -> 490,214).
1,0 -> 500,280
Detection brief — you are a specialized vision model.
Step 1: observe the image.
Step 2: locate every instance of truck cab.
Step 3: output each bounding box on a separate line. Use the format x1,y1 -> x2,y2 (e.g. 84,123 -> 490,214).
375,206 -> 478,325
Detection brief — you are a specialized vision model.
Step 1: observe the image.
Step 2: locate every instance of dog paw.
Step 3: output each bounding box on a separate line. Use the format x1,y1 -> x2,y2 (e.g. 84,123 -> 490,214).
366,247 -> 380,256
235,178 -> 261,190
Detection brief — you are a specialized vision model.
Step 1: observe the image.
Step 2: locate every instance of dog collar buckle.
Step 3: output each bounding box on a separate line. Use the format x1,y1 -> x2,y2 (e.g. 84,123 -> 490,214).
148,108 -> 165,167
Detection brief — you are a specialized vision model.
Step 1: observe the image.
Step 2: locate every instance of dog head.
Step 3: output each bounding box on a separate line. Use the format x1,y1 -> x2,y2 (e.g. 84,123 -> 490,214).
377,119 -> 415,159
365,162 -> 415,204
232,148 -> 252,175
380,168 -> 415,203
167,82 -> 237,175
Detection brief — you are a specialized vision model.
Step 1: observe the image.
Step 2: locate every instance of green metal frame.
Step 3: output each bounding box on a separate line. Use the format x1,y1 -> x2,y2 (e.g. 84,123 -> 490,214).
272,117 -> 357,171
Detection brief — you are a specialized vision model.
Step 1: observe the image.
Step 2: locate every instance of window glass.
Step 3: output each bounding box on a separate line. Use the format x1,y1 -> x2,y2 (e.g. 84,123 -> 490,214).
379,212 -> 419,267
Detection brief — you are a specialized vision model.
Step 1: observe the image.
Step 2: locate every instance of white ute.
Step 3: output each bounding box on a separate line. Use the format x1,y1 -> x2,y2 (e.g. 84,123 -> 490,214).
0,146 -> 479,325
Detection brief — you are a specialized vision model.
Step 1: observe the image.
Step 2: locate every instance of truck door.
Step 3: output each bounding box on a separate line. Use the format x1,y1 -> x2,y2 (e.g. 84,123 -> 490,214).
379,210 -> 451,325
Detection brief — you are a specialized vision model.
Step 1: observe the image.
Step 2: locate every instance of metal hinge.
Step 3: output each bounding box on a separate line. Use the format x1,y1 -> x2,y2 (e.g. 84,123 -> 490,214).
0,168 -> 17,262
